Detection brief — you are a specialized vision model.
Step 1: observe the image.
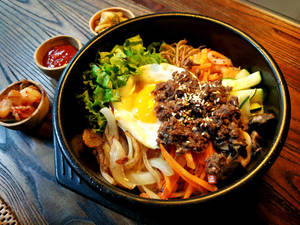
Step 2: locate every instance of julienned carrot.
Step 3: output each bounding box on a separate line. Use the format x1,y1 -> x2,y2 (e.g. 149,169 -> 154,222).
159,147 -> 180,199
175,154 -> 186,167
183,184 -> 194,199
190,63 -> 212,75
140,193 -> 150,198
200,167 -> 206,179
185,151 -> 196,169
160,173 -> 179,199
206,141 -> 216,159
202,70 -> 209,82
190,66 -> 199,75
160,144 -> 217,192
208,73 -> 221,81
170,191 -> 185,198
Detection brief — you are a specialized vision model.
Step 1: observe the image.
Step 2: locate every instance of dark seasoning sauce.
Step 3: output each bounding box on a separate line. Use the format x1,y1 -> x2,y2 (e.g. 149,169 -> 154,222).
43,44 -> 78,68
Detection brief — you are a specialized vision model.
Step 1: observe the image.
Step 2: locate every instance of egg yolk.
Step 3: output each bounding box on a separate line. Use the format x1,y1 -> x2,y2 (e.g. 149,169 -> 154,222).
118,83 -> 157,123
133,84 -> 157,123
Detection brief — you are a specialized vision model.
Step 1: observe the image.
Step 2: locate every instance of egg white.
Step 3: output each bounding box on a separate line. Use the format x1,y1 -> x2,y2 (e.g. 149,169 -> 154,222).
112,63 -> 185,149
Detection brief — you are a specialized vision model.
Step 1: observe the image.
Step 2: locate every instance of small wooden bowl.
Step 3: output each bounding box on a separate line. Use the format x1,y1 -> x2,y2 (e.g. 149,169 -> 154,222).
89,7 -> 135,35
34,35 -> 82,80
0,80 -> 50,130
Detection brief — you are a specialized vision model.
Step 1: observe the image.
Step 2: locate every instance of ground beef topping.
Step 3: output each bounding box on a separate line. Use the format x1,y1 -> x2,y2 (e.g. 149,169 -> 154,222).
153,70 -> 247,155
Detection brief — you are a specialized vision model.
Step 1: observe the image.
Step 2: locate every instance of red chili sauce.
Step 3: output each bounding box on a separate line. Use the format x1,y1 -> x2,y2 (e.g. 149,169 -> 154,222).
42,44 -> 77,68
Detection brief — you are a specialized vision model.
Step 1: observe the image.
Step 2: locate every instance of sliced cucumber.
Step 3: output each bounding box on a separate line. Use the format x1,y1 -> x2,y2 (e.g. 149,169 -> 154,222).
250,88 -> 264,104
235,69 -> 250,79
240,96 -> 251,121
221,79 -> 236,88
250,102 -> 263,113
222,71 -> 262,90
231,88 -> 264,106
231,89 -> 256,106
239,95 -> 250,108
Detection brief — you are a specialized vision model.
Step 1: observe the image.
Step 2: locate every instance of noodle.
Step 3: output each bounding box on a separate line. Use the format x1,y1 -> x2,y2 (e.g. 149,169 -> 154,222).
160,40 -> 240,81
161,39 -> 201,68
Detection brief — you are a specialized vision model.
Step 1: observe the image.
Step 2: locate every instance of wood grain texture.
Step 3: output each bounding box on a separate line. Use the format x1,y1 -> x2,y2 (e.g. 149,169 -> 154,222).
0,0 -> 299,224
133,1 -> 300,224
0,0 -> 147,224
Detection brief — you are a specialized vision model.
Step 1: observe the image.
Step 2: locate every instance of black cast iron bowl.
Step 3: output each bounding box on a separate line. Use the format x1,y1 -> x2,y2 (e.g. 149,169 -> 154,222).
53,13 -> 290,223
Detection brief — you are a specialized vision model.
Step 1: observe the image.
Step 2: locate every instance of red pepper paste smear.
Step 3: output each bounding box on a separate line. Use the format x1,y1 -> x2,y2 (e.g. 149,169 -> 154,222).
42,44 -> 77,68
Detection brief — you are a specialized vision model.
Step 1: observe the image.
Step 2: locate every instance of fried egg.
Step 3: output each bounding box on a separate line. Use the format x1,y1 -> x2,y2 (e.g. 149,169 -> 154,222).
112,63 -> 184,149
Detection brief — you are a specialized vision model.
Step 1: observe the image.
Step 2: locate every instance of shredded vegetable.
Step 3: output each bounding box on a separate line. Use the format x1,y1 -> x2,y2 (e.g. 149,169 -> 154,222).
160,144 -> 217,192
74,36 -> 270,200
160,40 -> 241,81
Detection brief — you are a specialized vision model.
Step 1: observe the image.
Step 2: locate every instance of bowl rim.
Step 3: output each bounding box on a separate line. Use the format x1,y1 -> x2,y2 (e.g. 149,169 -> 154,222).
53,12 -> 291,206
34,35 -> 83,71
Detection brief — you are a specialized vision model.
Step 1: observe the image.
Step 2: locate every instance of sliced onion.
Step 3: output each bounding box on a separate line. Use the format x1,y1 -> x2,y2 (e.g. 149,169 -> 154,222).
125,131 -> 133,160
119,132 -> 129,155
97,146 -> 115,185
100,166 -> 115,185
141,185 -> 160,199
127,171 -> 156,185
100,107 -> 119,142
102,142 -> 111,162
142,146 -> 162,188
149,156 -> 174,176
109,138 -> 135,189
124,132 -> 141,170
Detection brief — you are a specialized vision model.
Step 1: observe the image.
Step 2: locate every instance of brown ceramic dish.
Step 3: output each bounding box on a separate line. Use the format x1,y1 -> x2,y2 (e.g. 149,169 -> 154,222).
89,7 -> 135,35
34,35 -> 82,80
0,80 -> 50,130
53,13 -> 290,223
